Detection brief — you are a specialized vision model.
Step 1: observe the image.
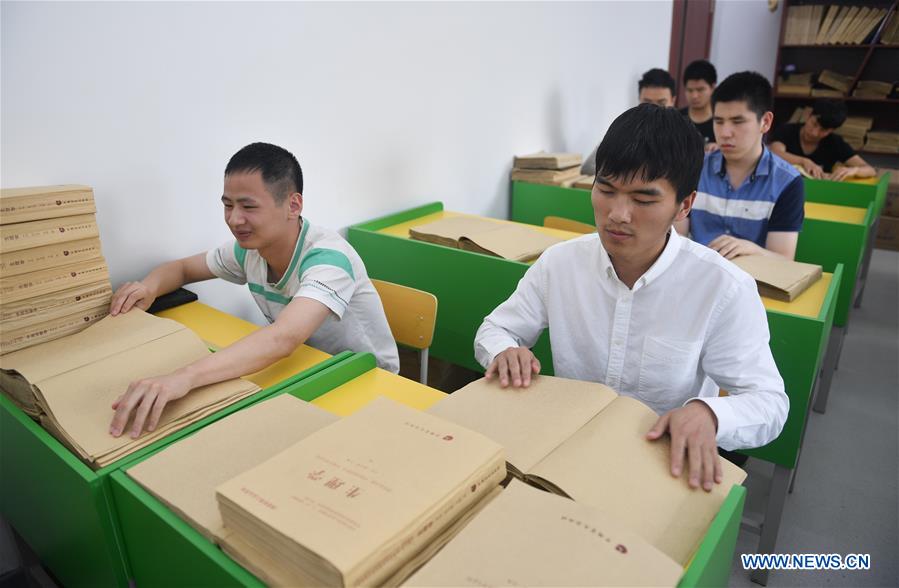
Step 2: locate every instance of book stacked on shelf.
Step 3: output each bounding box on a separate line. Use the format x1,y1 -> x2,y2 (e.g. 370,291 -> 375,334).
852,79 -> 895,99
817,69 -> 853,94
0,309 -> 261,468
879,10 -> 899,44
835,116 -> 873,151
864,131 -> 899,154
510,152 -> 582,186
785,4 -> 890,45
0,185 -> 112,354
777,72 -> 813,96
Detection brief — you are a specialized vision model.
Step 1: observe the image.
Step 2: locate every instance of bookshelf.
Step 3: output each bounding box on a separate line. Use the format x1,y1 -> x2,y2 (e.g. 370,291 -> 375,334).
773,0 -> 899,164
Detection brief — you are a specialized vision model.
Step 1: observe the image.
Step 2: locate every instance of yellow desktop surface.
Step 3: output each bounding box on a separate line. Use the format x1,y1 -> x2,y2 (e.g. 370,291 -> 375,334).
312,368 -> 446,416
157,301 -> 331,389
761,272 -> 832,319
843,176 -> 880,186
804,202 -> 867,224
377,210 -> 582,264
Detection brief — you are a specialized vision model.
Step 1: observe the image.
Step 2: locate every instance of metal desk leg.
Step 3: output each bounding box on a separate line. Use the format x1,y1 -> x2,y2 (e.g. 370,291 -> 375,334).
854,216 -> 878,309
814,325 -> 843,414
750,464 -> 793,586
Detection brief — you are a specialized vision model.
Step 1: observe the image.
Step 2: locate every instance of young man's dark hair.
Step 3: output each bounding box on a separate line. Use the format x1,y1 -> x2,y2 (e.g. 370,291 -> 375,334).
682,59 -> 717,86
594,103 -> 704,203
810,99 -> 848,130
638,68 -> 677,96
225,142 -> 304,203
711,71 -> 772,120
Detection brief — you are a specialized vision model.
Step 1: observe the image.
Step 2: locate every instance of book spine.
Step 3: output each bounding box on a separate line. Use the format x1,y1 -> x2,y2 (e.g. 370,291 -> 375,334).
0,238 -> 104,277
0,215 -> 100,253
348,454 -> 507,587
0,190 -> 95,225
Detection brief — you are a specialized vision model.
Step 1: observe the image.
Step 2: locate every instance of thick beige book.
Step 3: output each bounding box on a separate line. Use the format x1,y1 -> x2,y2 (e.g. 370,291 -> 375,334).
0,309 -> 260,467
510,166 -> 581,186
806,4 -> 824,44
732,254 -> 822,302
409,216 -> 562,262
129,394 -> 338,542
0,258 -> 109,305
811,87 -> 844,97
0,214 -> 99,253
512,152 -> 582,170
1,303 -> 109,356
0,185 -> 95,225
828,6 -> 860,44
0,237 -> 104,277
852,8 -> 885,44
818,69 -> 853,93
571,174 -> 595,190
0,281 -> 112,332
427,376 -> 746,565
405,480 -> 684,587
840,6 -> 870,44
216,397 -> 506,587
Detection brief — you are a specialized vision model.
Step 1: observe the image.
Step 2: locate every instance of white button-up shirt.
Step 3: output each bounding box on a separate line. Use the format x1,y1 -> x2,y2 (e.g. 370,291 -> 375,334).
474,230 -> 788,450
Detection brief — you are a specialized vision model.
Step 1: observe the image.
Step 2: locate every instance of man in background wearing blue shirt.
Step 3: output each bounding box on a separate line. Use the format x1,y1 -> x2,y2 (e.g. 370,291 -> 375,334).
676,71 -> 804,260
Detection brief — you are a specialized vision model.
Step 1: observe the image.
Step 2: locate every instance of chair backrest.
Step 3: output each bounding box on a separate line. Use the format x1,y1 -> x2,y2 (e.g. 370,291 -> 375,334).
371,279 -> 438,351
543,216 -> 595,234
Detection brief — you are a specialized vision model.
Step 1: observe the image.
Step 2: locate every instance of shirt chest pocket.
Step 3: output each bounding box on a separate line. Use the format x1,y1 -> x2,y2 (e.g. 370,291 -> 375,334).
636,336 -> 702,403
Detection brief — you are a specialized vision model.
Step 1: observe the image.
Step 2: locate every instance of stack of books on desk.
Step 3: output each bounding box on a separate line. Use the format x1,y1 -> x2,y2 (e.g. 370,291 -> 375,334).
0,186 -> 112,354
215,397 -> 506,587
731,255 -> 823,302
864,131 -> 899,154
852,79 -> 894,99
510,152 -> 582,186
834,116 -> 873,151
0,309 -> 260,468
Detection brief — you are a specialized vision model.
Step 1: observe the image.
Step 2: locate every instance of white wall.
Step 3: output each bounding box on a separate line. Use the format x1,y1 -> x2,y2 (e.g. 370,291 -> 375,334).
710,0 -> 782,83
2,1 -> 671,323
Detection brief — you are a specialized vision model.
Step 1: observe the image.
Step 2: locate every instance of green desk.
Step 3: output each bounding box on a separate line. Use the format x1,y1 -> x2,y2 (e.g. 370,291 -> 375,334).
511,180 -> 594,227
802,173 -> 889,310
796,202 -> 872,413
110,351 -> 745,588
738,266 -> 842,585
347,202 -> 581,372
0,302 -> 348,587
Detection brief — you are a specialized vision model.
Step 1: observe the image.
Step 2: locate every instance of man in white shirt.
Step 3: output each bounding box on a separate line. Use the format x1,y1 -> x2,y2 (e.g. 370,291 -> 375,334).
475,104 -> 788,491
107,142 -> 399,438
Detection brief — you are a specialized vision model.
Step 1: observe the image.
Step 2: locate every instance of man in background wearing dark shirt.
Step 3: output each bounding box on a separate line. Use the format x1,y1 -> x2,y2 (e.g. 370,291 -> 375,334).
679,60 -> 717,152
769,99 -> 876,181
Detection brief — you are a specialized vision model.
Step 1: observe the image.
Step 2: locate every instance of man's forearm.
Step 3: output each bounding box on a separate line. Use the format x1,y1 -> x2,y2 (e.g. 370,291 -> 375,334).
141,260 -> 192,298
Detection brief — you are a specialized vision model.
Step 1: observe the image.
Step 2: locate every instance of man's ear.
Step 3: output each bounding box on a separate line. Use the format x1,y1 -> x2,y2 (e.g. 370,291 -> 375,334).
287,192 -> 303,219
760,111 -> 774,134
676,191 -> 697,222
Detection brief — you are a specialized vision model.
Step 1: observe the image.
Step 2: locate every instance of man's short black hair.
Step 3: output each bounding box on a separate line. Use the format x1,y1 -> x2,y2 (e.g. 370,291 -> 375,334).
638,68 -> 676,96
225,142 -> 303,203
811,99 -> 848,130
711,71 -> 772,120
683,59 -> 717,86
594,103 -> 704,203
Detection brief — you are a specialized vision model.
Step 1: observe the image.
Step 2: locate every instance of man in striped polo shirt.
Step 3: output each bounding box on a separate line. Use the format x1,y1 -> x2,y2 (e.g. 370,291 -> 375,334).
107,143 -> 399,438
676,71 -> 804,260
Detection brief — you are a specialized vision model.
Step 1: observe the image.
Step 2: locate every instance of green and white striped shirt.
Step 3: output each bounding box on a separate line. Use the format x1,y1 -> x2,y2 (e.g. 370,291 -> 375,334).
206,219 -> 399,373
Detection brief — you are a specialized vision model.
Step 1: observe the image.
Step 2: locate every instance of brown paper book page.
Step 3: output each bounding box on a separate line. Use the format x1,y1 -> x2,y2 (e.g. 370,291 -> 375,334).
428,375 -> 617,476
732,255 -> 822,302
215,397 -> 506,587
409,216 -> 562,261
128,394 -> 338,542
513,152 -> 582,170
528,396 -> 746,565
0,185 -> 95,225
405,480 -> 683,587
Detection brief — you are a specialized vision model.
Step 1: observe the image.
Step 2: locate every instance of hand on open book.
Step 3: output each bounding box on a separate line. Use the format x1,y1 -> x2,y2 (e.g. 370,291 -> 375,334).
708,235 -> 764,260
646,400 -> 721,492
110,281 -> 156,316
485,346 -> 541,388
109,371 -> 193,438
801,158 -> 824,180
